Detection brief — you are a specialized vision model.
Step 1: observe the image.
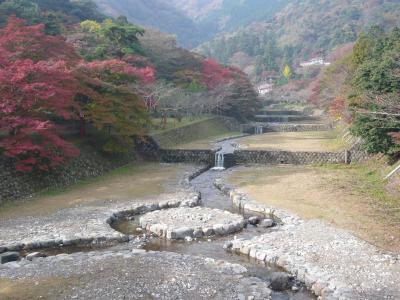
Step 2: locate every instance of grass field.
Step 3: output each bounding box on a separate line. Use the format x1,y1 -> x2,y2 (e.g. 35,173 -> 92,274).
228,161 -> 400,252
150,116 -> 214,134
153,116 -> 236,149
169,132 -> 242,149
235,130 -> 345,152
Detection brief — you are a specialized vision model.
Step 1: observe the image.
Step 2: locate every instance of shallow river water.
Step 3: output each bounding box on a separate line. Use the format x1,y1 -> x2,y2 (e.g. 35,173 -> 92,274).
114,168 -> 316,300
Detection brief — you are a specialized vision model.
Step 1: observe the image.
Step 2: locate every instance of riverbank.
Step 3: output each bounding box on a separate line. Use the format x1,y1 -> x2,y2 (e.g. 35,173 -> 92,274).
226,161 -> 400,252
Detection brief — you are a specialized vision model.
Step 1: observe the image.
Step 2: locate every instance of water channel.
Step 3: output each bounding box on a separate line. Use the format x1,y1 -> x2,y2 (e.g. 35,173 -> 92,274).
113,138 -> 316,299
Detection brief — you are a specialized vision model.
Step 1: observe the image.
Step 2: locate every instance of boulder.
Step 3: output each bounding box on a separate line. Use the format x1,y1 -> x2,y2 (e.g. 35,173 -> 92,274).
0,251 -> 20,264
270,272 -> 291,291
259,218 -> 274,228
248,216 -> 260,225
26,252 -> 47,261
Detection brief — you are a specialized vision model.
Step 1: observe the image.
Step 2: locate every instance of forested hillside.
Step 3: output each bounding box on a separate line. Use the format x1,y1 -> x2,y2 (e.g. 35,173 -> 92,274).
93,0 -> 206,48
311,26 -> 400,159
197,0 -> 400,82
93,0 -> 290,47
0,0 -> 259,173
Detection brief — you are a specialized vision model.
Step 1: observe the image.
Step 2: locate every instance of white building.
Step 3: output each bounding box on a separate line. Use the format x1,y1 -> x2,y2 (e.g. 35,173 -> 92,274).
257,82 -> 274,95
300,57 -> 331,67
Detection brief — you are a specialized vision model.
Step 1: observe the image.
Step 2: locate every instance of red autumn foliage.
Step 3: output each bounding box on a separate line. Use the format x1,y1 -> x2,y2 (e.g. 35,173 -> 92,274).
0,17 -> 82,172
83,59 -> 155,84
0,16 -> 80,64
201,58 -> 233,89
308,79 -> 322,106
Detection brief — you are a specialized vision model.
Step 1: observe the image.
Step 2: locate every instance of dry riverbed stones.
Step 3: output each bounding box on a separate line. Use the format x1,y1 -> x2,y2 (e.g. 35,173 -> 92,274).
139,207 -> 245,240
0,250 -> 272,300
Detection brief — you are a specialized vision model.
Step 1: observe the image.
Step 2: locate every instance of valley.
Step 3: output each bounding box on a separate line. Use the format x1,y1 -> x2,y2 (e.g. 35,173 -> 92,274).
0,1 -> 399,300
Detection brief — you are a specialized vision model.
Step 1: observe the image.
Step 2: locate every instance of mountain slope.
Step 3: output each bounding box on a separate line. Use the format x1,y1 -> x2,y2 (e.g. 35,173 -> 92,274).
93,0 -> 291,48
94,0 -> 206,48
168,0 -> 223,20
197,0 -> 400,81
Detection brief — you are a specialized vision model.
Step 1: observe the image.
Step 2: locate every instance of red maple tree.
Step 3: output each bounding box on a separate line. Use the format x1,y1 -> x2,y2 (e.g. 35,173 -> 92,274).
201,58 -> 233,90
0,17 -> 81,172
0,17 -> 156,171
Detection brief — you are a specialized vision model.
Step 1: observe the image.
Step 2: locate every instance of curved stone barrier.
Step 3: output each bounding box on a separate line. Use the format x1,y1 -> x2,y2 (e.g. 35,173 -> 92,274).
139,207 -> 245,240
214,178 -> 302,227
0,190 -> 201,254
0,164 -> 208,254
215,176 -> 400,299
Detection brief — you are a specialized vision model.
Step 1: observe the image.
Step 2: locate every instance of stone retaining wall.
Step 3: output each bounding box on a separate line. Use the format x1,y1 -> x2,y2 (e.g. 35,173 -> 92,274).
241,123 -> 332,134
159,149 -> 215,165
234,150 -> 345,165
0,150 -> 134,205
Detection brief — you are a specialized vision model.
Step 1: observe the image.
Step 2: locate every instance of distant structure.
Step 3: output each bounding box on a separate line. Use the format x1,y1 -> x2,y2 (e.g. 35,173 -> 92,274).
300,57 -> 331,67
257,71 -> 277,96
257,82 -> 274,95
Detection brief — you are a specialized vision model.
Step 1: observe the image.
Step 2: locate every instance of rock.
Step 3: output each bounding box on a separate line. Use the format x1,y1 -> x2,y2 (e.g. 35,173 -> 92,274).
270,272 -> 291,291
248,216 -> 260,225
259,218 -> 274,228
0,252 -> 20,264
168,227 -> 194,240
213,224 -> 225,235
0,247 -> 6,254
193,229 -> 203,238
26,252 -> 47,261
223,241 -> 233,250
203,228 -> 214,236
131,249 -> 146,254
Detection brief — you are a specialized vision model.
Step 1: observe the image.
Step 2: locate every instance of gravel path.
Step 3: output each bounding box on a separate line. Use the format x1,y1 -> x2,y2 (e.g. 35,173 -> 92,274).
0,250 -> 271,300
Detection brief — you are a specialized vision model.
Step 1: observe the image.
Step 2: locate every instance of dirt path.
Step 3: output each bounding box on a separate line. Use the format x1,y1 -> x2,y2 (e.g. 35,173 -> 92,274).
0,163 -> 190,220
227,164 -> 400,253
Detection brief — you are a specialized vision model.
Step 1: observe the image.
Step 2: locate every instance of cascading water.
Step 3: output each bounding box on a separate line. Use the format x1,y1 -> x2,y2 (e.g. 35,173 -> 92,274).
255,126 -> 263,134
212,153 -> 225,170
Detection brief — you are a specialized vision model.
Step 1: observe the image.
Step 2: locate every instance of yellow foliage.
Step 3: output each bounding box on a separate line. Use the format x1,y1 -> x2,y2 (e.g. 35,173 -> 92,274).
282,64 -> 291,80
80,20 -> 101,33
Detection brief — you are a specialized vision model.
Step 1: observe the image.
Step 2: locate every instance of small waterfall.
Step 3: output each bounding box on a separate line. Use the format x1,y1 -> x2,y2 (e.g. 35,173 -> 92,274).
212,153 -> 225,170
254,126 -> 263,135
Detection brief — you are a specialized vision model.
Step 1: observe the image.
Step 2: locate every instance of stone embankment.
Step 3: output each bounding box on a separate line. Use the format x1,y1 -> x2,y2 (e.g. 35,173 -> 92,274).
159,149 -> 215,165
234,150 -> 346,165
241,123 -> 332,134
215,177 -> 400,299
139,207 -> 245,240
0,190 -> 200,254
0,149 -> 135,205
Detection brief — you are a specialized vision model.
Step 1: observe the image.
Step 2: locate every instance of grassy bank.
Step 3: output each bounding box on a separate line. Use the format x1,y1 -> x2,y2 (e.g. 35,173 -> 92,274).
228,160 -> 400,252
235,130 -> 346,152
152,116 -> 237,149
